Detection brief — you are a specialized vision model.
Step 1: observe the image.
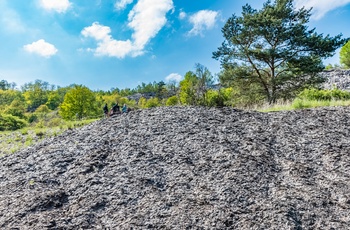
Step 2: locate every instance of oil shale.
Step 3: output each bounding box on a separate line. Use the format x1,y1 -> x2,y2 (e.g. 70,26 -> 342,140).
1,106 -> 350,229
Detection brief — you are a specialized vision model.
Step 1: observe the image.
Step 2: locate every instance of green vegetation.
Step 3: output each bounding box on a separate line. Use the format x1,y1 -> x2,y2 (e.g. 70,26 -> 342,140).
0,114 -> 27,131
59,85 -> 99,120
340,40 -> 350,68
258,88 -> 350,112
0,119 -> 97,156
213,0 -> 346,104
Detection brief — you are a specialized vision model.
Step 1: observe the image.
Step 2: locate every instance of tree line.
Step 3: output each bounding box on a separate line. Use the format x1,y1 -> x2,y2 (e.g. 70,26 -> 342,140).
1,0 -> 349,131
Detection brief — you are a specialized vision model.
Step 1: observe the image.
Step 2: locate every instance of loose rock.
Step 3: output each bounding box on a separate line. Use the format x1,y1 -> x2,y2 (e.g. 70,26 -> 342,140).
0,106 -> 350,229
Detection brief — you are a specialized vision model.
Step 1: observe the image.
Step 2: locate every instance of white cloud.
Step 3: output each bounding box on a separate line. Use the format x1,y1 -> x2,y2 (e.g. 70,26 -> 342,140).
165,73 -> 182,82
82,0 -> 174,58
81,22 -> 111,41
81,22 -> 134,58
128,0 -> 174,51
179,11 -> 187,20
295,0 -> 350,20
39,0 -> 71,13
115,0 -> 134,11
188,10 -> 218,36
23,39 -> 58,58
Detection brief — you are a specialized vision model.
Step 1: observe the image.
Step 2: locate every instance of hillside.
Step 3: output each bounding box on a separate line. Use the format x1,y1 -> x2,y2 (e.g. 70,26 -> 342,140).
1,106 -> 350,229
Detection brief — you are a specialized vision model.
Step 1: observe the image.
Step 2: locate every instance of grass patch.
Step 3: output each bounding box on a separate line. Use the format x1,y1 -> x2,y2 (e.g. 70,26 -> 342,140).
257,99 -> 350,112
0,118 -> 98,156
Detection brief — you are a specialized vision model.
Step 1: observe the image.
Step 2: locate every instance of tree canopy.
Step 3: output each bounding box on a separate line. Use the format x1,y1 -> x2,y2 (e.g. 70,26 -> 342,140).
340,40 -> 350,69
213,0 -> 347,103
59,85 -> 98,120
179,64 -> 214,105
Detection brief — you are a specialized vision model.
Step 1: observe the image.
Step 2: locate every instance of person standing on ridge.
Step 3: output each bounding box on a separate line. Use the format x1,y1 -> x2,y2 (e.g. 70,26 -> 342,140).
103,103 -> 109,118
122,104 -> 128,113
110,103 -> 120,116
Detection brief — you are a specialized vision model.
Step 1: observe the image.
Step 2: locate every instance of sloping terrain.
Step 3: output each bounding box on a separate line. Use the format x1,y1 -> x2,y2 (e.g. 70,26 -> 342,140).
0,106 -> 350,229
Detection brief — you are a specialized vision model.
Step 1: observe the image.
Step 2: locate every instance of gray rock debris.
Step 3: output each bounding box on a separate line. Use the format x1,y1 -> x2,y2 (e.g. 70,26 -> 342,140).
322,69 -> 350,90
1,106 -> 350,229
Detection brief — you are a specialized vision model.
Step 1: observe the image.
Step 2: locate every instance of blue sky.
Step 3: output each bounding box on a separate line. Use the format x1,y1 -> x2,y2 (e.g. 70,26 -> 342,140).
0,0 -> 349,91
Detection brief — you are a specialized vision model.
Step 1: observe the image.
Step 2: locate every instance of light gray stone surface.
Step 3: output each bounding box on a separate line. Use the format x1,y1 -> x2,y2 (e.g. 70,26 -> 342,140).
0,106 -> 350,229
322,69 -> 350,90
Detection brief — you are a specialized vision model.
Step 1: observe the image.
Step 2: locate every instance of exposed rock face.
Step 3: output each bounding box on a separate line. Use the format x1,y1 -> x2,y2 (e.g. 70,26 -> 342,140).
1,106 -> 350,229
322,69 -> 350,90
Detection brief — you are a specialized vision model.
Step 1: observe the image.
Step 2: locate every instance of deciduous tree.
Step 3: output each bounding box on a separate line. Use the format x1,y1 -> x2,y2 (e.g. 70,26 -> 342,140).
340,40 -> 350,68
59,85 -> 98,120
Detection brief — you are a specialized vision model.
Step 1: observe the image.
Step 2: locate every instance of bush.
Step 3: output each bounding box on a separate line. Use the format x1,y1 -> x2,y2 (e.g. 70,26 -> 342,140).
166,96 -> 178,106
28,113 -> 38,123
47,118 -> 63,127
298,88 -> 350,101
0,114 -> 27,131
145,97 -> 161,108
205,88 -> 233,107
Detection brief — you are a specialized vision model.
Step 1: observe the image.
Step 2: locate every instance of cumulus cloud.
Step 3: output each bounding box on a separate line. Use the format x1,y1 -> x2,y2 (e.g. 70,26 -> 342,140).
81,22 -> 134,58
165,73 -> 182,82
128,0 -> 173,51
188,10 -> 218,36
23,39 -> 58,58
82,0 -> 174,58
39,0 -> 71,13
115,0 -> 134,11
295,0 -> 350,20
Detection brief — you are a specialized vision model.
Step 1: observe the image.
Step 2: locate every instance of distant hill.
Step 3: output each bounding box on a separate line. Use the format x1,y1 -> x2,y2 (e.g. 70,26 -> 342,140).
1,106 -> 350,229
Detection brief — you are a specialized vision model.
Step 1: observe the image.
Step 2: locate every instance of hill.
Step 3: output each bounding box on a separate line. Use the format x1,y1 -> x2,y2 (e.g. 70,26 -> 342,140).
1,106 -> 350,229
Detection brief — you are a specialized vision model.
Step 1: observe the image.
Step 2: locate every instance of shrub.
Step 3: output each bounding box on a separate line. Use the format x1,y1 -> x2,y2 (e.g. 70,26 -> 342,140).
47,118 -> 63,127
166,96 -> 178,106
28,114 -> 38,123
145,97 -> 161,108
298,88 -> 350,101
35,104 -> 50,113
0,114 -> 27,131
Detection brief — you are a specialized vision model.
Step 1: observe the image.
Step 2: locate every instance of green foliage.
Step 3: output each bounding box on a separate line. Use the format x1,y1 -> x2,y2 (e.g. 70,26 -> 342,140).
0,89 -> 25,108
179,64 -> 214,106
22,80 -> 51,111
340,40 -> 350,68
0,80 -> 16,90
28,114 -> 38,123
324,64 -> 333,70
0,114 -> 27,131
213,0 -> 347,104
46,87 -> 69,110
205,88 -> 233,107
21,129 -> 28,135
47,118 -> 64,127
59,85 -> 99,120
166,96 -> 179,106
298,88 -> 350,101
35,104 -> 50,113
118,97 -> 136,108
179,71 -> 198,105
3,99 -> 27,119
145,97 -> 161,108
138,97 -> 147,108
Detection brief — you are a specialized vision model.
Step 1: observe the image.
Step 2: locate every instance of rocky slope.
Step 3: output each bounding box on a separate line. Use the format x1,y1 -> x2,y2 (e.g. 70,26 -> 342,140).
0,106 -> 350,229
322,69 -> 350,90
